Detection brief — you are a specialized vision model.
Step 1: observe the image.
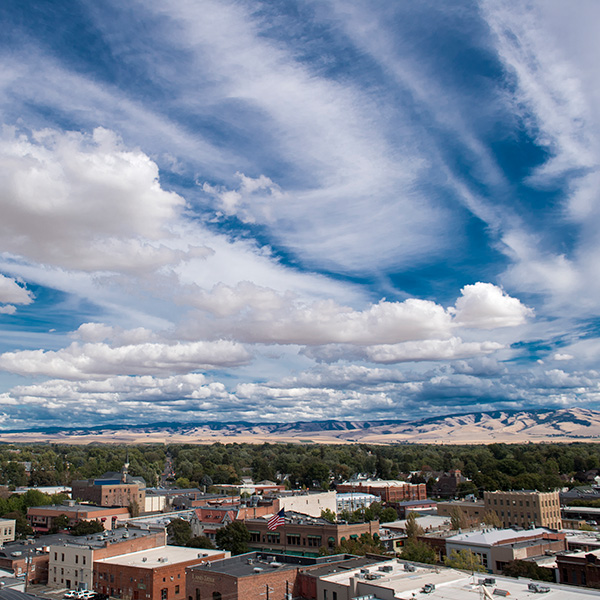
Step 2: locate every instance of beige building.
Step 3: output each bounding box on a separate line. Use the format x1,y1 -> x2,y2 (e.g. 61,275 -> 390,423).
0,518 -> 16,545
48,526 -> 166,590
278,491 -> 337,517
484,490 -> 562,529
436,499 -> 485,525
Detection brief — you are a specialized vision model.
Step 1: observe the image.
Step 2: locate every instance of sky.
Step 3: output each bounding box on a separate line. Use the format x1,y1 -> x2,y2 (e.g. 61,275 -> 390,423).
0,0 -> 599,430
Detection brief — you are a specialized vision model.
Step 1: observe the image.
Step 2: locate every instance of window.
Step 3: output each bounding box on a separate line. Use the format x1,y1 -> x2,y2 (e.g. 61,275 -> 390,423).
161,590 -> 168,600
83,556 -> 86,565
212,594 -> 221,600
76,555 -> 79,564
250,531 -> 261,543
175,586 -> 180,594
62,554 -> 65,561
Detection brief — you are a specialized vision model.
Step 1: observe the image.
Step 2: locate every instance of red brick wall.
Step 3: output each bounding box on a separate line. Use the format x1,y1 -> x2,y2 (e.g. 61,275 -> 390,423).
94,531 -> 167,560
96,555 -> 224,600
186,568 -> 298,600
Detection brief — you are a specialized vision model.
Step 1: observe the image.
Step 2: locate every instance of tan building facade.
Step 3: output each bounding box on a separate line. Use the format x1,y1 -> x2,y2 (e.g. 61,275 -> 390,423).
484,490 -> 562,529
0,518 -> 16,545
48,527 -> 167,590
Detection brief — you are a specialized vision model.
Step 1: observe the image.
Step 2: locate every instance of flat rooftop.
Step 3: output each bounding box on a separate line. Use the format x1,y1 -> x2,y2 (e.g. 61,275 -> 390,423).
50,527 -> 162,550
190,552 -> 358,579
447,527 -> 554,547
95,545 -> 223,567
385,515 -> 452,531
322,559 -> 600,599
30,504 -> 124,514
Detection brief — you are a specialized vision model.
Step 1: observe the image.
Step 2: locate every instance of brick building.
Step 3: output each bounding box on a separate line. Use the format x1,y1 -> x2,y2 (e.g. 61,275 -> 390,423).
557,550 -> 600,588
72,464 -> 145,509
0,540 -> 54,584
436,499 -> 485,526
336,479 -> 426,505
245,511 -> 379,556
48,526 -> 167,590
186,552 -> 367,600
432,470 -> 467,498
95,545 -> 226,600
27,502 -> 130,534
483,490 -> 562,529
190,504 -> 273,541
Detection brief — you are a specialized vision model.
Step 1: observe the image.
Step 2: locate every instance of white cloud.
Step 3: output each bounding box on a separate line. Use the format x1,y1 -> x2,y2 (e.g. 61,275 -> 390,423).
553,353 -> 574,361
0,126 -> 210,273
183,281 -> 530,349
365,338 -> 504,364
452,282 -> 534,329
0,273 -> 34,308
202,172 -> 283,223
0,340 -> 251,380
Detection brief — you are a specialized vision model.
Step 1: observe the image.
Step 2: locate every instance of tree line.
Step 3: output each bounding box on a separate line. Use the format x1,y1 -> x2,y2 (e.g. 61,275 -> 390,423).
1,441 -> 599,493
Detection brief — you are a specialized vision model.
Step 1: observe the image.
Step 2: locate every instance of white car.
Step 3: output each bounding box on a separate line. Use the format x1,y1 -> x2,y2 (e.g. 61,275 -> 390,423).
63,592 -> 79,599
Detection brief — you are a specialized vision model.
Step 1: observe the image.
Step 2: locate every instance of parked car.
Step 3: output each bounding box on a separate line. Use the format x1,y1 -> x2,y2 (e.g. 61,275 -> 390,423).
63,592 -> 79,599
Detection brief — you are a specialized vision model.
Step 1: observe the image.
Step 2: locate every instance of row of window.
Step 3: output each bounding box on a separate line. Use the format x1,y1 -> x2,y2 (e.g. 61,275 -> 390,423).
54,552 -> 87,565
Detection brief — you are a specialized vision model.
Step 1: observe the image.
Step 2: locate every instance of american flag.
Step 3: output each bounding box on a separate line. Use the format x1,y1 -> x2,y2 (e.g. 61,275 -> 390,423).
267,509 -> 286,531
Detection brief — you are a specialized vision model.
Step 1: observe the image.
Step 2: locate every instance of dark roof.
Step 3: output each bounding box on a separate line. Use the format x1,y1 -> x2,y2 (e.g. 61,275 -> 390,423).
300,556 -> 385,578
0,588 -> 45,600
190,552 -> 360,579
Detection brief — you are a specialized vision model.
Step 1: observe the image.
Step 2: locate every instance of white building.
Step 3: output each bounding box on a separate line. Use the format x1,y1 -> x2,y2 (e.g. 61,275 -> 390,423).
317,557 -> 600,599
336,492 -> 378,513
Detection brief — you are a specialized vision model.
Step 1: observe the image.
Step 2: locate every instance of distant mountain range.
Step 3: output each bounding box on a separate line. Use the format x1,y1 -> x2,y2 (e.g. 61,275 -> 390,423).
1,407 -> 600,445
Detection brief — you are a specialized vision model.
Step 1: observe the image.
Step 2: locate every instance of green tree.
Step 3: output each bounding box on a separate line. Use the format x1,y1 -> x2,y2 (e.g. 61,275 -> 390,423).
215,521 -> 251,555
187,536 -> 216,549
128,500 -> 140,518
320,508 -> 336,523
481,510 -> 502,528
331,533 -> 387,556
380,507 -> 398,523
444,549 -> 486,573
50,513 -> 70,533
405,512 -> 423,539
400,539 -> 436,564
450,507 -> 467,530
70,520 -> 104,536
167,518 -> 193,546
502,560 -> 553,582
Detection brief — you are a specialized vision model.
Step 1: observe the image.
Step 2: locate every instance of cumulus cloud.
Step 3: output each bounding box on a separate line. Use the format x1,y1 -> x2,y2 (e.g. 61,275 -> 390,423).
365,338 -> 504,364
184,281 -> 530,351
553,352 -> 574,361
0,126 -> 210,273
0,274 -> 34,313
0,340 -> 251,380
452,282 -> 533,329
0,373 -> 238,427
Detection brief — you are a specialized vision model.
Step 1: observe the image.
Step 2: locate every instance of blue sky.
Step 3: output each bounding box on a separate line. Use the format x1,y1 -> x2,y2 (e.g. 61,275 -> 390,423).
0,0 -> 599,429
